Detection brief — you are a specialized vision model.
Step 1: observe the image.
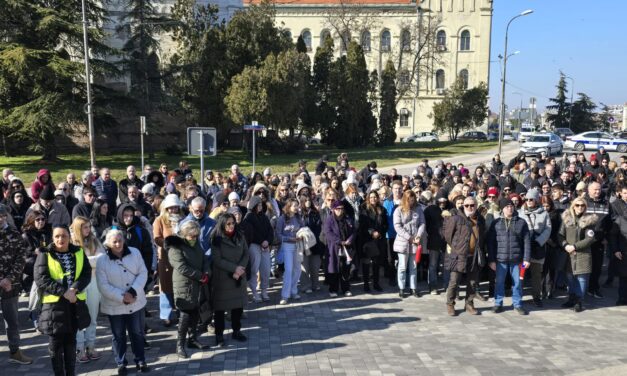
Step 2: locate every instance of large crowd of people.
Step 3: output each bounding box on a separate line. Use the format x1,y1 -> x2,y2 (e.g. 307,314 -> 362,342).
1,148 -> 627,375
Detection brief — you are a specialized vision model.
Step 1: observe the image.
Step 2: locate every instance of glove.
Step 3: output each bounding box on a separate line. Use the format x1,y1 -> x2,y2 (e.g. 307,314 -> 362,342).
200,273 -> 209,285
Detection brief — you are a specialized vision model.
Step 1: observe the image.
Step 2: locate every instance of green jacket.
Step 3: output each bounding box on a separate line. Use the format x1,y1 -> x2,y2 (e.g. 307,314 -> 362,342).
166,235 -> 210,311
558,211 -> 599,275
211,233 -> 249,311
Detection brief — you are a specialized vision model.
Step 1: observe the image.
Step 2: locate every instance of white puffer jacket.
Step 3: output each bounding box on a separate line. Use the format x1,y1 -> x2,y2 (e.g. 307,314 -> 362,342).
96,246 -> 147,316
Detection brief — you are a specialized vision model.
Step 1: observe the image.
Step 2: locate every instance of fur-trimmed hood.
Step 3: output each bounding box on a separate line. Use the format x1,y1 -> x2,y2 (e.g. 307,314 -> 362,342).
164,235 -> 186,250
561,210 -> 599,228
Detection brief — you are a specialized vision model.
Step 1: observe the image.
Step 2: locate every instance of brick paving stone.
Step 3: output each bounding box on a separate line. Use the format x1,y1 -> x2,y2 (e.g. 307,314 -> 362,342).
3,278 -> 627,375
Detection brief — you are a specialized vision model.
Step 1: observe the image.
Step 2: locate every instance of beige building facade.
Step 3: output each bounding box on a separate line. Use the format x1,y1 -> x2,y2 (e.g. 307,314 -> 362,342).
247,0 -> 493,140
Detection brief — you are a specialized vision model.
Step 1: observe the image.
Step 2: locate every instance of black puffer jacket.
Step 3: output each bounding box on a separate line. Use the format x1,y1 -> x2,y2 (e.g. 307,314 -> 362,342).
424,203 -> 446,251
34,244 -> 91,335
487,214 -> 531,264
241,196 -> 274,247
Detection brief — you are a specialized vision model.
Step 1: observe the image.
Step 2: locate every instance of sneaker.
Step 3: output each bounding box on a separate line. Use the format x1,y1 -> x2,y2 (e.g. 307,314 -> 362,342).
573,302 -> 584,312
279,299 -> 289,305
77,350 -> 91,363
492,305 -> 504,314
329,292 -> 338,298
20,291 -> 29,298
292,294 -> 301,300
8,350 -> 32,365
87,348 -> 102,360
305,289 -> 313,294
430,289 -> 439,296
344,291 -> 353,297
515,307 -> 528,315
476,292 -> 488,302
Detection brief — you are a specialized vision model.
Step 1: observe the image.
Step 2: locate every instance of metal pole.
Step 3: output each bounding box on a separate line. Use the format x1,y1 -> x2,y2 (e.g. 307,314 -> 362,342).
81,0 -> 96,166
252,130 -> 256,174
564,75 -> 574,130
140,116 -> 145,170
199,131 -> 205,195
498,10 -> 533,155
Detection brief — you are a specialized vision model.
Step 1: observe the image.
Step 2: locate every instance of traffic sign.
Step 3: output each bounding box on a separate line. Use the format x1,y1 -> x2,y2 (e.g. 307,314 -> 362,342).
244,124 -> 265,131
187,127 -> 216,156
609,116 -> 616,124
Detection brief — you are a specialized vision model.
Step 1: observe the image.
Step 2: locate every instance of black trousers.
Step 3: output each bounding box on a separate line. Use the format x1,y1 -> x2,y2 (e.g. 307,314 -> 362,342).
362,257 -> 380,286
178,309 -> 200,343
49,332 -> 77,376
589,245 -> 605,292
214,308 -> 243,336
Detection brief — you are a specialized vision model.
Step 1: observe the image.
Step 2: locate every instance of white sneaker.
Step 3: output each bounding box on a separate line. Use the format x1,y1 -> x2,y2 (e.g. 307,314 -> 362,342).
344,291 -> 353,297
329,292 -> 338,298
292,294 -> 301,300
279,299 -> 289,305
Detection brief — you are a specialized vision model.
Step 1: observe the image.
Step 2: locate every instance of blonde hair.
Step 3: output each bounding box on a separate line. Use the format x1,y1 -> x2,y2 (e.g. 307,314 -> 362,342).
568,196 -> 587,218
70,216 -> 99,256
400,190 -> 417,214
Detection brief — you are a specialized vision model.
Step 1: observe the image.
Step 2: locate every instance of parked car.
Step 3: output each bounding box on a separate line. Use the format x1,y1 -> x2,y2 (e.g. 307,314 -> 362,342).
613,131 -> 627,139
554,127 -> 575,140
401,132 -> 439,142
520,133 -> 563,156
487,132 -> 498,141
458,131 -> 487,141
564,131 -> 627,153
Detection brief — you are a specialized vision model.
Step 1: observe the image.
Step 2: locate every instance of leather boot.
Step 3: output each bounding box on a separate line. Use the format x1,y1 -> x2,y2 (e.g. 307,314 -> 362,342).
447,304 -> 456,317
177,340 -> 188,358
465,302 -> 479,315
187,337 -> 209,350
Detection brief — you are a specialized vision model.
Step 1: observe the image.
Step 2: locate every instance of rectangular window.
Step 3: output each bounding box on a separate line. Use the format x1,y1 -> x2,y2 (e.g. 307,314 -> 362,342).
399,114 -> 409,128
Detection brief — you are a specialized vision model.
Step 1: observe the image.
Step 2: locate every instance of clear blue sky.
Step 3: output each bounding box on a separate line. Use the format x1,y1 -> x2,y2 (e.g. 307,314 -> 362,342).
489,0 -> 626,114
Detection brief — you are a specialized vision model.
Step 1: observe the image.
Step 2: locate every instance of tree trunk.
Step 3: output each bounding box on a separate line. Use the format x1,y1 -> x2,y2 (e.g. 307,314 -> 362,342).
41,132 -> 59,162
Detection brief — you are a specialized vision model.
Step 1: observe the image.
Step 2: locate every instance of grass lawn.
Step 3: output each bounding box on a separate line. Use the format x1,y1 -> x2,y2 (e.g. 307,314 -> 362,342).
0,141 -> 497,184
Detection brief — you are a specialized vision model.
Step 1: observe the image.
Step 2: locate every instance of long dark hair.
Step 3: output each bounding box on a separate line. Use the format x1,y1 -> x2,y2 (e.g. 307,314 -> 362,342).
210,213 -> 243,246
90,199 -> 111,228
22,210 -> 47,232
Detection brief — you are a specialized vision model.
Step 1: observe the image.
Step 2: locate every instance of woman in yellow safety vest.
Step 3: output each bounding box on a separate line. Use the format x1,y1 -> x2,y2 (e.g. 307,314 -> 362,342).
34,225 -> 91,376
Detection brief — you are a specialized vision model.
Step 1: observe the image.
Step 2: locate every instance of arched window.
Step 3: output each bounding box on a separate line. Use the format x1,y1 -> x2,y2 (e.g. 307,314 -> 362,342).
460,30 -> 471,51
436,30 -> 447,50
459,69 -> 469,89
301,30 -> 312,52
401,29 -> 411,51
381,29 -> 391,52
320,29 -> 332,47
340,30 -> 351,52
361,30 -> 371,52
436,69 -> 445,89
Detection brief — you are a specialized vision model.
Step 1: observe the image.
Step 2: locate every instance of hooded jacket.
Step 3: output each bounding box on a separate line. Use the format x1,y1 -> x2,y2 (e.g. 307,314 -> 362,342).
8,190 -> 30,229
519,205 -> 552,261
165,235 -> 210,311
558,211 -> 599,275
31,169 -> 55,201
105,203 -> 153,273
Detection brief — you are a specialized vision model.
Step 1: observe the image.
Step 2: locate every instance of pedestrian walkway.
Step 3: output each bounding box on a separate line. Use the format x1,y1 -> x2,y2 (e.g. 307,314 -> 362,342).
3,277 -> 627,375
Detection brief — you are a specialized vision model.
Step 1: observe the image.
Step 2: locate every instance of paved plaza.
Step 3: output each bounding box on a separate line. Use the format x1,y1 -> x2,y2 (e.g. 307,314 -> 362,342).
3,275 -> 627,376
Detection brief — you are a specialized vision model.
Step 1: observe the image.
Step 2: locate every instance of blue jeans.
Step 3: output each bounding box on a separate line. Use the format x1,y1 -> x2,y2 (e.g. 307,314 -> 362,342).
495,262 -> 523,308
397,253 -> 416,290
428,250 -> 450,289
566,273 -> 589,299
76,279 -> 100,351
281,243 -> 301,299
108,310 -> 146,366
159,292 -> 174,320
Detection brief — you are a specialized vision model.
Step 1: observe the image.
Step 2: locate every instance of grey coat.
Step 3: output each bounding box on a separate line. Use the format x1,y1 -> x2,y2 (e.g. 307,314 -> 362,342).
166,235 -> 210,311
392,206 -> 426,254
211,233 -> 249,311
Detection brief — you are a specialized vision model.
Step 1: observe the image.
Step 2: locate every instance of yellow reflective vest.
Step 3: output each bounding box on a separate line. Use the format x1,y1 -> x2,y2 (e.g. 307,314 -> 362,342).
42,248 -> 87,304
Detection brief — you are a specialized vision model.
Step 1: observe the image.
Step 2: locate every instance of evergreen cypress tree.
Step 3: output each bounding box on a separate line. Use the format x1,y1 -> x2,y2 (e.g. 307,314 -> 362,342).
546,73 -> 571,129
376,60 -> 398,146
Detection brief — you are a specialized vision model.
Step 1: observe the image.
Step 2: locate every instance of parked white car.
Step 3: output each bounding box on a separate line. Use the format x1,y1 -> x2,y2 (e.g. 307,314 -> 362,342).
401,132 -> 439,142
520,133 -> 563,156
564,131 -> 627,153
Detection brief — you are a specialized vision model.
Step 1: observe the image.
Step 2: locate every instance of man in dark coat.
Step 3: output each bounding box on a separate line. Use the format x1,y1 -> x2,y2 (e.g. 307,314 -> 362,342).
118,165 -> 144,204
585,181 -> 611,297
0,205 -> 32,364
610,184 -> 627,305
125,185 -> 155,223
424,193 -> 449,294
314,155 -> 329,176
442,196 -> 486,316
72,187 -> 96,220
487,198 -> 531,315
93,168 -> 118,217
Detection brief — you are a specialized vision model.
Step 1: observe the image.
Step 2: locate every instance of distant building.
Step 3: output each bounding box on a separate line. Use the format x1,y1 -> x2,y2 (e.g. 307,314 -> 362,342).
245,0 -> 494,140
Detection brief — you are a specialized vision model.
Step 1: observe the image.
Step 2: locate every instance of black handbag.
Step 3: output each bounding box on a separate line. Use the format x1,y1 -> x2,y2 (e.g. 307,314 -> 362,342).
76,300 -> 91,330
363,240 -> 380,259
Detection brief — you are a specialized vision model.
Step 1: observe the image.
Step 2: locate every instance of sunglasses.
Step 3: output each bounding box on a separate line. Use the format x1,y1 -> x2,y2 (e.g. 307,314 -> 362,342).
526,199 -> 535,202
488,195 -> 497,199
463,204 -> 475,208
574,204 -> 586,208
35,218 -> 45,222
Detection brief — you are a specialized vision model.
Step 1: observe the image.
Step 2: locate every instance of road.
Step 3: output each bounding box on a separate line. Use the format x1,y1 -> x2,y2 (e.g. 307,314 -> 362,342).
390,141 -> 521,176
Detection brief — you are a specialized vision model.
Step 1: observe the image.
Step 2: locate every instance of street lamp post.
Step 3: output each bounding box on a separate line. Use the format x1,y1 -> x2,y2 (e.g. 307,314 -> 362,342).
564,75 -> 574,131
81,0 -> 96,167
498,9 -> 533,155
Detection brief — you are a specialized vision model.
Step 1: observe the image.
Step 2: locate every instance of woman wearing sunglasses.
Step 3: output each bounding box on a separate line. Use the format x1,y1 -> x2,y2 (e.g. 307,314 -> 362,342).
558,197 -> 599,312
